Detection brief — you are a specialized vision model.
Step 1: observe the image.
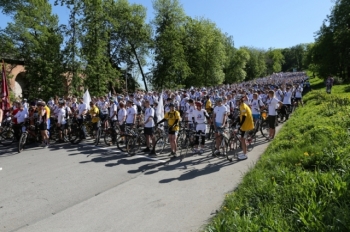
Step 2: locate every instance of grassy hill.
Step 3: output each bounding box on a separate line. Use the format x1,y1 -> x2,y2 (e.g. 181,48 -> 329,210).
206,78 -> 350,231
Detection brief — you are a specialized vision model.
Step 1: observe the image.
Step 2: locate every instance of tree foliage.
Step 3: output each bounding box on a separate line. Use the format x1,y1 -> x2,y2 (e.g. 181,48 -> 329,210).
150,0 -> 190,90
308,0 -> 350,80
1,0 -> 64,100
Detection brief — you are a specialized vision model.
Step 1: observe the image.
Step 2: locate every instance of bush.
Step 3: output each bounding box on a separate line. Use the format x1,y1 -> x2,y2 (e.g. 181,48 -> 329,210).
206,90 -> 350,232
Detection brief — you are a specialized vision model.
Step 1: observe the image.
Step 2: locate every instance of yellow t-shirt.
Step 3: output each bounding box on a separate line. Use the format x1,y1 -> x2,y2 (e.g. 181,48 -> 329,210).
89,105 -> 100,123
205,99 -> 212,113
45,106 -> 51,118
239,103 -> 254,132
164,110 -> 181,131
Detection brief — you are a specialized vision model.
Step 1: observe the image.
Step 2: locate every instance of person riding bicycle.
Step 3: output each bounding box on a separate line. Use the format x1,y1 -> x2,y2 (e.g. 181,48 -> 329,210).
236,94 -> 254,160
156,103 -> 181,157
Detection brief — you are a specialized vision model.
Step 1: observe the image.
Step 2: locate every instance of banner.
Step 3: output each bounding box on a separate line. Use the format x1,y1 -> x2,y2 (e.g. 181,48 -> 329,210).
83,89 -> 91,110
156,91 -> 164,123
1,61 -> 10,112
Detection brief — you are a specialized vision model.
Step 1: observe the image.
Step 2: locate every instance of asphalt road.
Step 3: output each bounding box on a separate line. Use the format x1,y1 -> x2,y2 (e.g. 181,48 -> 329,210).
0,127 -> 280,232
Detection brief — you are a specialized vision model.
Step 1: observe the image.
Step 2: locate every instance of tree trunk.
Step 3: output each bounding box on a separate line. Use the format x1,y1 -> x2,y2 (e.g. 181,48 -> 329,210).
129,43 -> 148,92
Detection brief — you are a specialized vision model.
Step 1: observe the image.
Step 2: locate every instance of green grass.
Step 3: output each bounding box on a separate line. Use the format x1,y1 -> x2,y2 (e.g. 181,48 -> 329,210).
205,78 -> 350,232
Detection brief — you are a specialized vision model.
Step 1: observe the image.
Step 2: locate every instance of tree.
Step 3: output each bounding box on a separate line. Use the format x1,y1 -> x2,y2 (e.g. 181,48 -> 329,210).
225,48 -> 250,83
107,0 -> 151,91
79,0 -> 119,97
244,47 -> 266,80
265,48 -> 284,74
281,44 -> 307,72
55,0 -> 84,97
150,0 -> 190,90
311,0 -> 350,80
1,0 -> 64,100
183,17 -> 226,87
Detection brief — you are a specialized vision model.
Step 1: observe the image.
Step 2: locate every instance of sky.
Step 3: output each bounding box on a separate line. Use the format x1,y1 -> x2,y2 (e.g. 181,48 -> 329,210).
0,0 -> 334,49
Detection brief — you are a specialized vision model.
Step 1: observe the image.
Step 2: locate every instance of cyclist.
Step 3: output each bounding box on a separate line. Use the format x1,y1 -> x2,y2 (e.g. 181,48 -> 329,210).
89,101 -> 100,139
37,101 -> 49,147
294,83 -> 303,107
213,98 -> 228,156
236,95 -> 254,160
156,103 -> 181,157
56,100 -> 67,142
193,101 -> 210,154
249,93 -> 265,123
142,100 -> 156,156
266,90 -> 283,140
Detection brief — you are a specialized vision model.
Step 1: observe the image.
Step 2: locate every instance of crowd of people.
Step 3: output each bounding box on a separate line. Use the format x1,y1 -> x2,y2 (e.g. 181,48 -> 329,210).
1,72 -> 310,159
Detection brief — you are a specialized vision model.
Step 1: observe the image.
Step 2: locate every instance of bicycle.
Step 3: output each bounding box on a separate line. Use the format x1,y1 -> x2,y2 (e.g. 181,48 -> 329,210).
177,126 -> 197,158
153,124 -> 170,155
124,125 -> 146,156
226,125 -> 254,162
0,116 -> 15,146
18,121 -> 43,153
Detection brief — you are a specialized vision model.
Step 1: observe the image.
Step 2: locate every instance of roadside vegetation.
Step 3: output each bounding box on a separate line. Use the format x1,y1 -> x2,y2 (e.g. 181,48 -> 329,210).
206,78 -> 350,231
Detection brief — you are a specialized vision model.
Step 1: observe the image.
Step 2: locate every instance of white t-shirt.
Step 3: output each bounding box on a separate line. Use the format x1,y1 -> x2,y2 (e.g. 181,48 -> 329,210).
267,97 -> 279,116
126,107 -> 136,124
144,107 -> 155,128
250,99 -> 264,115
109,103 -> 118,120
98,101 -> 109,114
193,109 -> 207,124
282,90 -> 293,105
71,102 -> 78,111
186,105 -> 195,123
78,103 -> 87,116
15,110 -> 28,124
275,89 -> 283,101
118,108 -> 127,125
214,105 -> 227,124
57,108 -> 66,125
295,87 -> 303,98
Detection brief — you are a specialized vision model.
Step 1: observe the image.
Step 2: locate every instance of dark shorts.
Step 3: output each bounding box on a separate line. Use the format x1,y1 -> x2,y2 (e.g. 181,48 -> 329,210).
144,127 -> 154,136
92,122 -> 98,131
58,124 -> 67,131
168,131 -> 178,135
100,114 -> 108,121
119,124 -> 125,133
295,98 -> 302,102
239,130 -> 246,137
39,122 -> 47,131
268,116 -> 276,129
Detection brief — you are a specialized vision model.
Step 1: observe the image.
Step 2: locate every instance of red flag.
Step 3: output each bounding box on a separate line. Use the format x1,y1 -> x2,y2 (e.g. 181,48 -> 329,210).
1,61 -> 10,112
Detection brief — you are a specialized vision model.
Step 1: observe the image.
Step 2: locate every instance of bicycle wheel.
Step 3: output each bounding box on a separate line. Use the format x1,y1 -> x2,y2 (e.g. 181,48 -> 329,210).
117,134 -> 131,152
210,136 -> 217,156
226,137 -> 239,162
126,137 -> 138,156
260,119 -> 269,137
154,137 -> 166,155
18,133 -> 27,153
70,129 -> 81,144
207,125 -> 215,140
49,127 -> 58,143
0,128 -> 15,146
246,131 -> 255,152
